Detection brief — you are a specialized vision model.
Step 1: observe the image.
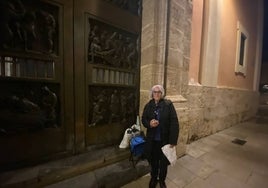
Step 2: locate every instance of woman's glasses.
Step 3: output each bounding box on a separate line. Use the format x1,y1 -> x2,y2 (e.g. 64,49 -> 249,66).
153,90 -> 162,94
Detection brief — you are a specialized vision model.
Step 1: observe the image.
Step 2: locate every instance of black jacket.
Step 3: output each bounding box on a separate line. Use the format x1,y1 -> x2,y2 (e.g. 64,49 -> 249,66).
142,98 -> 179,162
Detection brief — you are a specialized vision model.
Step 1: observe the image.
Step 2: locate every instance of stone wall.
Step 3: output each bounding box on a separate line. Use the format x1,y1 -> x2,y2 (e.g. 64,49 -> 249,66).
184,85 -> 259,143
140,0 -> 260,157
140,0 -> 260,158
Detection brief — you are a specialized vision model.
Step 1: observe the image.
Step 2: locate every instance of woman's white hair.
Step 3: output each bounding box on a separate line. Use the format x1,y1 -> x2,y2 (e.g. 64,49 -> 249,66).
150,84 -> 165,98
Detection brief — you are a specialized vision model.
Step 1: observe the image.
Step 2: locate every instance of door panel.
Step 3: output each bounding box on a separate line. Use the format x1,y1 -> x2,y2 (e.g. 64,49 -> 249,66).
0,0 -> 73,168
74,0 -> 141,150
0,0 -> 141,168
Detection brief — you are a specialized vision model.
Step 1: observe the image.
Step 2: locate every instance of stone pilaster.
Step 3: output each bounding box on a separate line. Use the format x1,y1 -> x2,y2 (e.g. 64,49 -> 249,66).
140,0 -> 193,157
140,0 -> 169,113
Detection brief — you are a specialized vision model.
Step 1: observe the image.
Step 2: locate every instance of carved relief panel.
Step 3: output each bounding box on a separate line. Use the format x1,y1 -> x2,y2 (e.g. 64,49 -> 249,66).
0,0 -> 59,54
88,17 -> 139,75
0,0 -> 61,133
0,0 -> 69,169
0,82 -> 60,134
88,87 -> 137,127
86,16 -> 140,146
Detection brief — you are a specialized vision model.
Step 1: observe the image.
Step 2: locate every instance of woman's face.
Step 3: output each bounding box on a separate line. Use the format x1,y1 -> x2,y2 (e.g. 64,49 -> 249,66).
152,87 -> 162,102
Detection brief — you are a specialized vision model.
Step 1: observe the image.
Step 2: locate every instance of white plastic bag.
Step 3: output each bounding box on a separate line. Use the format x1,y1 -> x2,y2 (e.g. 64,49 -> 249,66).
161,144 -> 177,166
119,128 -> 132,148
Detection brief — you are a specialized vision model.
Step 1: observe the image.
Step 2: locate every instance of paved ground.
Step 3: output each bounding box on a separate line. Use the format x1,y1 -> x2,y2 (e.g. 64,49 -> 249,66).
122,120 -> 268,188
4,120 -> 266,188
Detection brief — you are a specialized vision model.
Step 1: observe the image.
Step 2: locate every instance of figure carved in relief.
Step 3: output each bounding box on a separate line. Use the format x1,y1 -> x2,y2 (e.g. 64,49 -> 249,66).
89,25 -> 99,49
99,30 -> 115,57
91,37 -> 101,52
0,86 -> 60,134
89,90 -> 109,126
0,0 -> 38,50
100,30 -> 109,50
126,41 -> 137,68
10,94 -> 40,113
89,27 -> 117,63
0,94 -> 41,133
126,92 -> 136,123
89,99 -> 105,127
0,0 -> 25,49
22,11 -> 37,50
88,21 -> 138,70
120,90 -> 127,123
112,33 -> 124,66
109,89 -> 120,123
97,90 -> 108,104
39,11 -> 56,53
41,86 -> 57,127
0,0 -> 58,53
88,26 -> 102,59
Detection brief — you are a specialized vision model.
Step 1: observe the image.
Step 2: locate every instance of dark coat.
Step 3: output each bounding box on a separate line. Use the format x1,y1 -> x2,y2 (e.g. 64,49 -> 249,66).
142,98 -> 179,163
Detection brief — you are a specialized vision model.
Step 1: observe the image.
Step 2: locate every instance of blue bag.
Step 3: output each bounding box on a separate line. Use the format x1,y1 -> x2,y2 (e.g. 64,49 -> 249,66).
130,135 -> 145,156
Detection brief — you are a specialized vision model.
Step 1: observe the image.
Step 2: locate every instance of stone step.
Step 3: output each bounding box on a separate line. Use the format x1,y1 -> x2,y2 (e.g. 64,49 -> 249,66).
259,93 -> 268,105
257,105 -> 268,116
45,159 -> 149,188
0,146 -> 149,188
256,116 -> 268,124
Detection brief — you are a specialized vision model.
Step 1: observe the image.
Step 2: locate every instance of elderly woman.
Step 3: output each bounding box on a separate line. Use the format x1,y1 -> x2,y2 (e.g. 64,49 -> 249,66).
142,85 -> 179,188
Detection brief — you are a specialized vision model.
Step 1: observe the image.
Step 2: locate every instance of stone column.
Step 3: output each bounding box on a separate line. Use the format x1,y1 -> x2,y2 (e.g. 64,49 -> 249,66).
165,0 -> 192,98
200,0 -> 223,86
140,0 -> 169,112
140,0 -> 193,157
253,0 -> 263,91
165,0 -> 193,156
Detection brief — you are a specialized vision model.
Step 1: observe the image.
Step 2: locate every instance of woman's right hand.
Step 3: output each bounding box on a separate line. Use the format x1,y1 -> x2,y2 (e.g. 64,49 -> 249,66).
150,119 -> 159,127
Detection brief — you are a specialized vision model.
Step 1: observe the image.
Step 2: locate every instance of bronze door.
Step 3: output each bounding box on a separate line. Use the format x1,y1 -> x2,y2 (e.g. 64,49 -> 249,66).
74,0 -> 141,151
0,0 -> 74,169
0,0 -> 141,168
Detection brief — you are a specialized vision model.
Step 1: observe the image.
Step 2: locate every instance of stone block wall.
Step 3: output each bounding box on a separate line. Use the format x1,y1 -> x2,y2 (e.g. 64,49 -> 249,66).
184,85 -> 259,143
140,0 -> 260,157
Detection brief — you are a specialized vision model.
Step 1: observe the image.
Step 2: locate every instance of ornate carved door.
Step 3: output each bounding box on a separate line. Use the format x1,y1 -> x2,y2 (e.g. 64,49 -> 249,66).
0,0 -> 141,168
74,0 -> 141,151
0,0 -> 74,169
